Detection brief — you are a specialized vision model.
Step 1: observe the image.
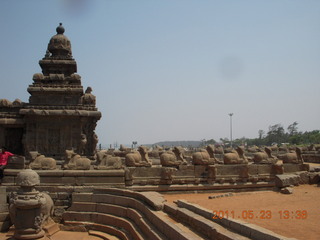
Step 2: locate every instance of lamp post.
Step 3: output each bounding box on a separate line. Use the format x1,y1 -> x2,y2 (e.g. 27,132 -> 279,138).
228,113 -> 233,148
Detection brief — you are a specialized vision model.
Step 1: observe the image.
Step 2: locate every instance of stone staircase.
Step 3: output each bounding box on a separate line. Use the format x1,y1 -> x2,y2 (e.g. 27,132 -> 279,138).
62,188 -> 207,240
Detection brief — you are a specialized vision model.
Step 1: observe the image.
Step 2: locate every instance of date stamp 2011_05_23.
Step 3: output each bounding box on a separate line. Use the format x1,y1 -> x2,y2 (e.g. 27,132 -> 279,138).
212,209 -> 308,220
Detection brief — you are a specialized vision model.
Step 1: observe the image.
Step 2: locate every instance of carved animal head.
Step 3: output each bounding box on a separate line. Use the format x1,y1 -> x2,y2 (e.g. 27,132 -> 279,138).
206,145 -> 215,154
138,146 -> 148,156
65,149 -> 76,160
235,146 -> 245,156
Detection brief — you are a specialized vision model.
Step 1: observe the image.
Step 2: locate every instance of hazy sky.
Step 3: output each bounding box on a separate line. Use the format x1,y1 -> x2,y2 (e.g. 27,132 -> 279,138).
1,1 -> 319,147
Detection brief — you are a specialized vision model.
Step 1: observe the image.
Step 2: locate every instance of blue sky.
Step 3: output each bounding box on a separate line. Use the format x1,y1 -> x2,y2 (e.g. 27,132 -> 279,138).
1,1 -> 319,147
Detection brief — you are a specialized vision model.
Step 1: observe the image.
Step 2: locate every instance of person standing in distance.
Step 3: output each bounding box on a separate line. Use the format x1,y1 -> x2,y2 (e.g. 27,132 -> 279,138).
0,147 -> 14,182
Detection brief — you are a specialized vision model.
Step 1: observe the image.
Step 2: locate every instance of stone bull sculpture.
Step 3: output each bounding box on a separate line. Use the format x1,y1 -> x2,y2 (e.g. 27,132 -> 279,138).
252,147 -> 278,164
223,146 -> 248,164
64,149 -> 91,170
28,151 -> 57,170
160,146 -> 187,167
95,150 -> 123,170
192,145 -> 219,165
277,147 -> 304,164
125,146 -> 152,167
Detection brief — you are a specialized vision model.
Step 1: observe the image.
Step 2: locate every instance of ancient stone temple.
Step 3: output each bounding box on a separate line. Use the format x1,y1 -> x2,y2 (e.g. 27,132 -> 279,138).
0,23 -> 101,158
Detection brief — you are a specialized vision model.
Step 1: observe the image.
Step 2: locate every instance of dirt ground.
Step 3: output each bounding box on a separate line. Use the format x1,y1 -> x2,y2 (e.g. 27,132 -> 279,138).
163,184 -> 320,240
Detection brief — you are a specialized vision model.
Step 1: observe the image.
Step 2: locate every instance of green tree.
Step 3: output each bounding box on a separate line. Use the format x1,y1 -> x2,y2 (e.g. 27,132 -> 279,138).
287,121 -> 299,136
265,124 -> 286,145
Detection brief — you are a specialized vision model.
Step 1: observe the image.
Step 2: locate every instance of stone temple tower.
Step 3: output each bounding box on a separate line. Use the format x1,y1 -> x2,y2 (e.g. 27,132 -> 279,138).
18,23 -> 101,158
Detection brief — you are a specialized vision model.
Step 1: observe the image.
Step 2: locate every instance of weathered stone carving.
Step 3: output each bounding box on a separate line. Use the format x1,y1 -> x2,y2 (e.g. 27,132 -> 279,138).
247,145 -> 259,153
160,146 -> 187,167
192,148 -> 210,165
81,86 -> 96,105
192,145 -> 219,165
78,133 -> 87,155
92,132 -> 98,155
161,167 -> 177,184
125,146 -> 152,167
252,147 -> 278,164
278,147 -> 304,164
9,169 -> 54,240
0,99 -> 12,107
149,145 -> 164,158
223,146 -> 248,164
29,151 -> 57,170
64,149 -> 91,170
12,99 -> 23,107
95,150 -> 123,170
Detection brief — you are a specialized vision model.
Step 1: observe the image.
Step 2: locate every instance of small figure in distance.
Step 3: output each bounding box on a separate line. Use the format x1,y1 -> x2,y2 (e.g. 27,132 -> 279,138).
0,146 -> 14,183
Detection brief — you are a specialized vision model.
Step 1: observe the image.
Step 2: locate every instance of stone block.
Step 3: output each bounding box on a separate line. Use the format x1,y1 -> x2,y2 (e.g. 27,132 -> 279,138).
57,192 -> 70,200
309,172 -> 320,184
280,187 -> 294,194
96,204 -> 127,217
194,165 -> 207,178
248,164 -> 258,175
163,202 -> 177,216
54,200 -> 70,206
84,170 -> 125,176
128,167 -> 162,178
69,202 -> 96,212
294,171 -> 309,184
76,176 -> 124,185
257,164 -> 273,174
283,163 -> 306,173
275,174 -> 300,188
0,212 -> 10,222
37,171 -> 64,177
0,187 -> 6,203
175,165 -> 194,177
40,176 -> 76,185
0,204 -> 8,213
2,176 -> 14,184
7,156 -> 25,169
72,193 -> 93,202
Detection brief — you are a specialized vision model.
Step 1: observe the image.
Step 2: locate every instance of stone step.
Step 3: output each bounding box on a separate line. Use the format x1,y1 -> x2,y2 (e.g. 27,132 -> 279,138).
164,202 -> 251,240
67,202 -> 165,240
88,230 -> 121,240
64,211 -> 145,240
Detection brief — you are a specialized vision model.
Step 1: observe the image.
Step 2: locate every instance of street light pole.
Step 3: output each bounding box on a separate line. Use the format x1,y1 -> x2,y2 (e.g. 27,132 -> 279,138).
228,113 -> 233,148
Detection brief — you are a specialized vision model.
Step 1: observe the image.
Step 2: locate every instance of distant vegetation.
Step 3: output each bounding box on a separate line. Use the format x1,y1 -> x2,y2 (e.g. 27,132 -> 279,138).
151,141 -> 201,148
211,122 -> 320,147
108,122 -> 319,149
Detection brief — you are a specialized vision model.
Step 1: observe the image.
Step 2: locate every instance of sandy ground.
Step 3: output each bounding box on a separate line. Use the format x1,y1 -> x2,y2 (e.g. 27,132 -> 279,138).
163,184 -> 320,240
0,231 -> 105,240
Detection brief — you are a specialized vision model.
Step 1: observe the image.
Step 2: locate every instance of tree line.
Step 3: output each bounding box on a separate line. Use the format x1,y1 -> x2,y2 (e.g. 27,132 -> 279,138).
205,122 -> 320,147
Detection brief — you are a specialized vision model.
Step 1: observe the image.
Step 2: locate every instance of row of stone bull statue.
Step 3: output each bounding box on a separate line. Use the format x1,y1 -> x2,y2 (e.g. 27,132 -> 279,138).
26,144 -> 304,170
